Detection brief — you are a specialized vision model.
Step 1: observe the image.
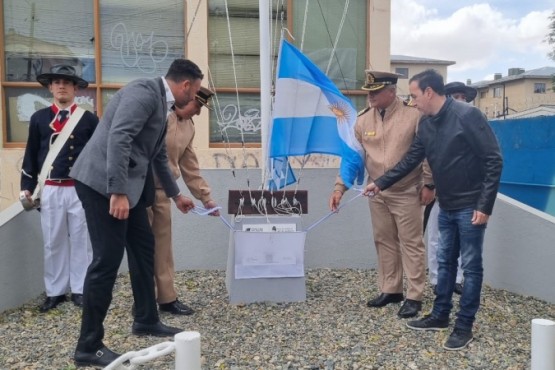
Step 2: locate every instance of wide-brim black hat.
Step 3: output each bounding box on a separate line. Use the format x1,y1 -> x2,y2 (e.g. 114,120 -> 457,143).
444,81 -> 477,103
37,65 -> 88,88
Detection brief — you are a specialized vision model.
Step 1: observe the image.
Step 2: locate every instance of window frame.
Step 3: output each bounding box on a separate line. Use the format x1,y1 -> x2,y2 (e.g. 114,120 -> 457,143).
534,82 -> 546,94
395,67 -> 409,79
0,0 -> 187,148
206,0 -> 369,148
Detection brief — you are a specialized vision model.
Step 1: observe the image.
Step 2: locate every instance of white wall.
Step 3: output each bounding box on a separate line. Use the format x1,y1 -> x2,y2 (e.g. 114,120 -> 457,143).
1,169 -> 554,313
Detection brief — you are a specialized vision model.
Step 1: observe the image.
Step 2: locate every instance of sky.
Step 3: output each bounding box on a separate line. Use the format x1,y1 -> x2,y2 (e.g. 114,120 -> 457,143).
390,0 -> 555,83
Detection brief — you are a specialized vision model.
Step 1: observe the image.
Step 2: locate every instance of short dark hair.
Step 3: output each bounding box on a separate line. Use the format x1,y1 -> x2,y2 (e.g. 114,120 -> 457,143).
165,59 -> 204,82
409,69 -> 445,96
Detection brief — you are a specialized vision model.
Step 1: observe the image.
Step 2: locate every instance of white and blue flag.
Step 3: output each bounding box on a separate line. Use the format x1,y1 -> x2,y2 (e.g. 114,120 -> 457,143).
268,39 -> 365,189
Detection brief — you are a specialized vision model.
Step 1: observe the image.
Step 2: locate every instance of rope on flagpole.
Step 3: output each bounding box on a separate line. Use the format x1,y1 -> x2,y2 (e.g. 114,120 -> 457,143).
305,187 -> 365,232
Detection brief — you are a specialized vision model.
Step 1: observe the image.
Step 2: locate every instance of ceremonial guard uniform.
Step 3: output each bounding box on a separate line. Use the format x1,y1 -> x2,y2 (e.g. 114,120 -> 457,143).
21,65 -> 98,312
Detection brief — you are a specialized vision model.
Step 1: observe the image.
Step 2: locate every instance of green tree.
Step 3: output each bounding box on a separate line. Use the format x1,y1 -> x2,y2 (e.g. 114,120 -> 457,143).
546,10 -> 555,88
547,11 -> 555,60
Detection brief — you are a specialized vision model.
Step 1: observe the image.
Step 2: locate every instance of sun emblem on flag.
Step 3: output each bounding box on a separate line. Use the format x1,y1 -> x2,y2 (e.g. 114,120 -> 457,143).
328,100 -> 352,124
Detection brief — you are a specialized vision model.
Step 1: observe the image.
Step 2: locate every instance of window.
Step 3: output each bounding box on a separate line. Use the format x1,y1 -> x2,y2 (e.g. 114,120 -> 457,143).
534,83 -> 546,94
207,0 -> 368,145
480,91 -> 487,99
493,87 -> 502,98
395,67 -> 409,79
2,0 -> 185,146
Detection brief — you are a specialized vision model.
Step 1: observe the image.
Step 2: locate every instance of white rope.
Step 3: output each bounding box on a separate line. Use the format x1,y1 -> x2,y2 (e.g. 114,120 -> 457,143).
305,187 -> 365,232
300,0 -> 310,51
325,0 -> 350,75
186,0 -> 203,38
222,0 -> 251,183
191,205 -> 222,216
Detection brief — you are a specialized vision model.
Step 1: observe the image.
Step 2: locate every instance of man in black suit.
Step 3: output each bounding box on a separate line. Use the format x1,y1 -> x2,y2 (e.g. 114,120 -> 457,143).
70,59 -> 203,367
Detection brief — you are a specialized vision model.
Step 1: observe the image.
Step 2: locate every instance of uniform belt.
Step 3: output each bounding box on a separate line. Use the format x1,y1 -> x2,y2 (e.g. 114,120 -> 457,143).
45,179 -> 75,186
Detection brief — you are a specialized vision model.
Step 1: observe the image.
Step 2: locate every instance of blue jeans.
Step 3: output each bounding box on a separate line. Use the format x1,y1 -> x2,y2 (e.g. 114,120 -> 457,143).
432,207 -> 486,331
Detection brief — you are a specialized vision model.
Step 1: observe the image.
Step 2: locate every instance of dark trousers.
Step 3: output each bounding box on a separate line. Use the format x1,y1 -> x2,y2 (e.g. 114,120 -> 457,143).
74,180 -> 159,352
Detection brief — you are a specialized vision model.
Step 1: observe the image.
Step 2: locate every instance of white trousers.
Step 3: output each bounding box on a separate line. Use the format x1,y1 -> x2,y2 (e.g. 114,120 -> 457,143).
427,201 -> 463,285
40,185 -> 92,296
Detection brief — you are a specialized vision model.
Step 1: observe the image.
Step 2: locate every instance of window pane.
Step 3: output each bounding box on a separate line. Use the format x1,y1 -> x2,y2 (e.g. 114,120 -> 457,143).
100,0 -> 185,83
4,87 -> 96,143
207,0 -> 285,88
395,67 -> 409,79
3,0 -> 95,83
101,89 -> 120,113
292,0 -> 367,90
534,83 -> 546,94
210,93 -> 261,144
350,94 -> 368,113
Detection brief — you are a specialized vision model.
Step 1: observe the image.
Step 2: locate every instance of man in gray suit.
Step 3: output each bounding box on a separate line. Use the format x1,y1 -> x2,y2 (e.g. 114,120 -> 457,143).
71,59 -> 203,368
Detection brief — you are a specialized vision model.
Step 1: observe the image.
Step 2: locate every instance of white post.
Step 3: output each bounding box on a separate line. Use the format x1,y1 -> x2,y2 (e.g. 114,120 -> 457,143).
174,331 -> 201,370
259,0 -> 271,187
531,318 -> 555,370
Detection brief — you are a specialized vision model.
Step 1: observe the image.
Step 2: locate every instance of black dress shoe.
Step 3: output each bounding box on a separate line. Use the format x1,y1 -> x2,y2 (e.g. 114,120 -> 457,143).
74,346 -> 121,367
397,299 -> 422,318
132,321 -> 183,337
159,299 -> 194,315
367,293 -> 404,307
39,295 -> 66,312
71,294 -> 83,307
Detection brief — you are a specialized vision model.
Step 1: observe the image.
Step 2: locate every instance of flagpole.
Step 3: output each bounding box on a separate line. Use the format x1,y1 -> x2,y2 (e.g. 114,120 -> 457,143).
259,0 -> 271,188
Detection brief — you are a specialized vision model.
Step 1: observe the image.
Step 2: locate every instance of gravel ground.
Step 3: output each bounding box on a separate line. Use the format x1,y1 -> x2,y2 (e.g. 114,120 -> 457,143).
1,269 -> 554,370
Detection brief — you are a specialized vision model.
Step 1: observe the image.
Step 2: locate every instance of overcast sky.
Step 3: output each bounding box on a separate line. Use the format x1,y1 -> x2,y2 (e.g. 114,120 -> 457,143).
390,0 -> 555,83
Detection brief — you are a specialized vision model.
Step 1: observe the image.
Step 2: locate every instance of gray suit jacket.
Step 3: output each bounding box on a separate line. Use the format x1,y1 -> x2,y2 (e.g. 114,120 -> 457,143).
70,77 -> 179,208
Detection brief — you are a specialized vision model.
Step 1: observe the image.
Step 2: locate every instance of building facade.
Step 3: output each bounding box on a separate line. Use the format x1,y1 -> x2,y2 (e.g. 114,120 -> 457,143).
0,0 -> 392,210
390,54 -> 455,99
472,67 -> 555,119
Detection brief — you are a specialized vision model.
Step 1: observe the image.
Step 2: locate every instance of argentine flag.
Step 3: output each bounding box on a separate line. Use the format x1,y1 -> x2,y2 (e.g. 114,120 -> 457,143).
269,39 -> 365,189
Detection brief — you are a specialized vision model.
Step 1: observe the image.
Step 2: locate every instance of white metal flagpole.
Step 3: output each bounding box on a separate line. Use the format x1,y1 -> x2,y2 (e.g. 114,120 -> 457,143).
259,0 -> 271,187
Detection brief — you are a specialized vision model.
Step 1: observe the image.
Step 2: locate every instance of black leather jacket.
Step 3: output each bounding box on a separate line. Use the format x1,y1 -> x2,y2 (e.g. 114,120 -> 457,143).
375,98 -> 503,215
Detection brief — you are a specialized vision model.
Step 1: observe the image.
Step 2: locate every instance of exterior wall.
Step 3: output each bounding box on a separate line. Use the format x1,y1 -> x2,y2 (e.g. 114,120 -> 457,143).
2,170 -> 555,313
368,0 -> 391,71
475,77 -> 555,119
0,1 -> 389,210
390,63 -> 449,98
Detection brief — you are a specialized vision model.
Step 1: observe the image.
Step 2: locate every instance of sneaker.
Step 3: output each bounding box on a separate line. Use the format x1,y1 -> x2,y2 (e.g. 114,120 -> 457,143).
406,314 -> 449,331
443,327 -> 473,350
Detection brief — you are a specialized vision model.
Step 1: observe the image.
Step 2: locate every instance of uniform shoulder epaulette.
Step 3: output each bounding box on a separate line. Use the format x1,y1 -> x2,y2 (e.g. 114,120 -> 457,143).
357,107 -> 370,117
403,99 -> 416,107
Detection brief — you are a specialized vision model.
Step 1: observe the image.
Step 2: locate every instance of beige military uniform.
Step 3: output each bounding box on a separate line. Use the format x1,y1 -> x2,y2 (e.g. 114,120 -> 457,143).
148,112 -> 212,304
336,97 -> 432,301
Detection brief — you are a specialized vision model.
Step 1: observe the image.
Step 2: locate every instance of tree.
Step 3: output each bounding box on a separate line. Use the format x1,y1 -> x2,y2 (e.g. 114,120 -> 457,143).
546,11 -> 555,88
547,11 -> 555,61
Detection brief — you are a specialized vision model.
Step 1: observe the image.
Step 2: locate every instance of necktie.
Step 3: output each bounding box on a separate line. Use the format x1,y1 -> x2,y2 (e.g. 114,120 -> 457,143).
58,110 -> 69,123
380,109 -> 386,120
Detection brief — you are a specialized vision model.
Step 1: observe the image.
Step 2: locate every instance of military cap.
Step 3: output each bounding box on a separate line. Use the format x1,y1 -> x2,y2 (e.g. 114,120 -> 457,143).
195,86 -> 215,110
444,81 -> 477,103
362,70 -> 401,91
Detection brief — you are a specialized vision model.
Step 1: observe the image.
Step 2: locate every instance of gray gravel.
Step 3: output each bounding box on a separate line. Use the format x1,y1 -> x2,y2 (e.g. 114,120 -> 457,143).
1,269 -> 553,369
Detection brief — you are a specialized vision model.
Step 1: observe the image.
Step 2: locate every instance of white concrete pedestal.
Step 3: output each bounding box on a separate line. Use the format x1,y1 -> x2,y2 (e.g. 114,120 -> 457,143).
225,215 -> 307,304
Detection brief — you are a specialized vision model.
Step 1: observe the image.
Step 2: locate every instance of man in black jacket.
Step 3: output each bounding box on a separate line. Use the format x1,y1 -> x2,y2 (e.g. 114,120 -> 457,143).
364,69 -> 502,351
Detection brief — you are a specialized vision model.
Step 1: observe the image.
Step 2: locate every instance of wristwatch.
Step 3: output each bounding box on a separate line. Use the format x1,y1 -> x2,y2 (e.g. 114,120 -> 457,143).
424,183 -> 435,190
